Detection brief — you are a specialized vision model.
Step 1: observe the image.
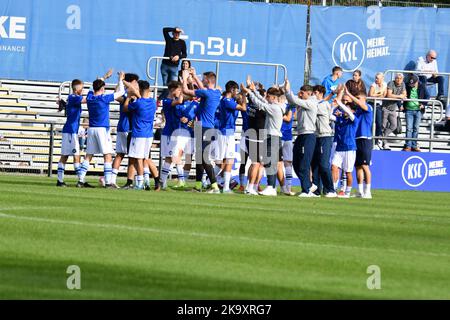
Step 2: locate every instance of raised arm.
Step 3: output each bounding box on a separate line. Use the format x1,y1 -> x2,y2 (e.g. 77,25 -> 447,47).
336,100 -> 355,121
163,27 -> 175,42
122,96 -> 132,113
181,72 -> 196,97
345,86 -> 368,111
113,72 -> 125,101
283,108 -> 293,122
190,68 -> 204,90
235,94 -> 247,112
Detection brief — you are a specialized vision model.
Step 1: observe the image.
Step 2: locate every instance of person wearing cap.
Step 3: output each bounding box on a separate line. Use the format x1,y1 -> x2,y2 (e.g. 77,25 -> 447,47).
161,27 -> 187,96
416,50 -> 445,102
401,75 -> 429,152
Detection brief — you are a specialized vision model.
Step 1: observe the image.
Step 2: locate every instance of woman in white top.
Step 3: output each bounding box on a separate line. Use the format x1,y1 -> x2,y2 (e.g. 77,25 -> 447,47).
369,72 -> 387,149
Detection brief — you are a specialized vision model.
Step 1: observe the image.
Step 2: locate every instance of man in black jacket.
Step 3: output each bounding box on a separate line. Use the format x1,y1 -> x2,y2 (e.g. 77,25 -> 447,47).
161,27 -> 187,88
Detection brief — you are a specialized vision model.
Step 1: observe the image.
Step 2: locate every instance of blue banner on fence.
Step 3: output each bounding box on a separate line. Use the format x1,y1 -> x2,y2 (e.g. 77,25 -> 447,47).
0,0 -> 307,89
370,150 -> 450,192
310,6 -> 450,91
238,150 -> 449,193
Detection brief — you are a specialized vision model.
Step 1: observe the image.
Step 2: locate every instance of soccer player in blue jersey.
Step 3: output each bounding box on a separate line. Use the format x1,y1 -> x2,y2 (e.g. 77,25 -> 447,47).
280,102 -> 296,195
173,95 -> 198,187
123,80 -> 157,190
217,81 -> 247,193
344,88 -> 373,199
182,69 -> 222,193
211,101 -> 223,186
56,79 -> 86,187
331,90 -> 362,198
110,73 -> 140,189
77,70 -> 125,188
160,81 -> 184,189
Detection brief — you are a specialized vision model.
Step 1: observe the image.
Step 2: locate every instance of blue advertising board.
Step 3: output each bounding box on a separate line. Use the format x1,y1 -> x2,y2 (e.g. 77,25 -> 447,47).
0,0 -> 307,89
370,150 -> 450,192
310,6 -> 450,91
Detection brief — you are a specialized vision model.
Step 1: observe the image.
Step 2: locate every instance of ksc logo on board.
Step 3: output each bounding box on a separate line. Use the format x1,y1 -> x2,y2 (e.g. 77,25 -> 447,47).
332,32 -> 365,72
401,156 -> 428,187
332,31 -> 390,72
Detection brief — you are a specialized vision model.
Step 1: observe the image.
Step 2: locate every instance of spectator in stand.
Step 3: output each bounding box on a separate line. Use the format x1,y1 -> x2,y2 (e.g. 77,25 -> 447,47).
382,73 -> 406,150
416,50 -> 445,103
322,66 -> 343,97
160,26 -> 187,99
178,60 -> 197,90
401,75 -> 429,152
369,72 -> 387,149
345,70 -> 367,96
78,117 -> 89,152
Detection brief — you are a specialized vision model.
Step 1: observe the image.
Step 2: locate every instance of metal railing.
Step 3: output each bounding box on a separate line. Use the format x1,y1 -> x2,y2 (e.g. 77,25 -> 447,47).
146,56 -> 288,90
236,0 -> 450,8
0,118 -> 56,176
367,97 -> 446,152
384,69 -> 450,109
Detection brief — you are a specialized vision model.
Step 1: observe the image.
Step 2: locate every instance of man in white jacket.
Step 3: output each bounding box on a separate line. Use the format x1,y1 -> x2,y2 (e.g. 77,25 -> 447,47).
416,50 -> 445,101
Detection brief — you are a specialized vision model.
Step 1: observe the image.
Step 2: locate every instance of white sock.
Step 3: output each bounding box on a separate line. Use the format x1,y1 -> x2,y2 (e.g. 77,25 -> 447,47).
333,180 -> 339,190
57,162 -> 65,183
176,165 -> 184,182
254,184 -> 259,192
345,186 -> 352,195
74,162 -> 81,180
184,170 -> 190,182
365,184 -> 371,194
144,167 -> 150,186
202,171 -> 208,184
285,166 -> 293,191
136,175 -> 144,188
104,162 -> 112,185
341,175 -> 347,191
358,184 -> 364,195
247,183 -> 255,192
223,171 -> 231,191
161,162 -> 172,187
79,160 -> 89,183
111,168 -> 119,185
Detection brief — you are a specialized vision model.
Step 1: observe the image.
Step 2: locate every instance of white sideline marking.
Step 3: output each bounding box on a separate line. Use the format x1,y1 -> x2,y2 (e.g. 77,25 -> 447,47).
0,212 -> 449,259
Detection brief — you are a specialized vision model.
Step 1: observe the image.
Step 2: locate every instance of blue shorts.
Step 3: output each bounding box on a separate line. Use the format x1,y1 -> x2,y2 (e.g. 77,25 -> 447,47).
355,138 -> 373,166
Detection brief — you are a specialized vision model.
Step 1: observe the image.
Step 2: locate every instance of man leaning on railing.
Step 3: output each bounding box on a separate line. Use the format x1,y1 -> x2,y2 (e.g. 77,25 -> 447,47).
400,75 -> 429,152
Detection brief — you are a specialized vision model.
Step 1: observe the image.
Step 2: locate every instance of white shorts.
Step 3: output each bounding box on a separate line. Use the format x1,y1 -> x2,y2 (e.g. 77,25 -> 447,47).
282,140 -> 293,162
128,137 -> 153,159
86,127 -> 113,155
61,133 -> 80,156
209,138 -> 222,161
160,135 -> 177,158
218,135 -> 236,160
332,150 -> 356,173
175,135 -> 195,155
115,131 -> 128,154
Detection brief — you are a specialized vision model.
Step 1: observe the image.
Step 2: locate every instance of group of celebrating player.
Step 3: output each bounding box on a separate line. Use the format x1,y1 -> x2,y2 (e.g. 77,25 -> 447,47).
56,65 -> 373,199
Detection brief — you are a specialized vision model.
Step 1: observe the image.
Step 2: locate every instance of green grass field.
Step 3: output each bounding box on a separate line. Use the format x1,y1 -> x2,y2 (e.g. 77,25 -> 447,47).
0,174 -> 449,299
